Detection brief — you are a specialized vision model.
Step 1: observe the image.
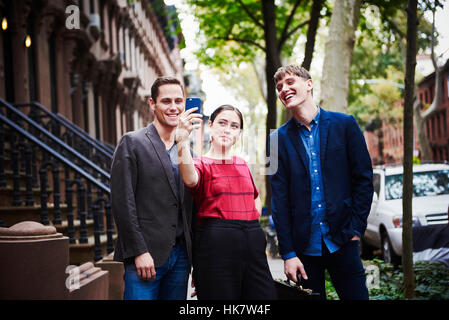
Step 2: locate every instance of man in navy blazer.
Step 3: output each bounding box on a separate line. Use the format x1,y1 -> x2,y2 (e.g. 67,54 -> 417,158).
269,65 -> 374,300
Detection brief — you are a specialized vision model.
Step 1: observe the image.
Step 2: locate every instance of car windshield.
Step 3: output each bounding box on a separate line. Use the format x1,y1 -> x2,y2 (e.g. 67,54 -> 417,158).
385,169 -> 449,200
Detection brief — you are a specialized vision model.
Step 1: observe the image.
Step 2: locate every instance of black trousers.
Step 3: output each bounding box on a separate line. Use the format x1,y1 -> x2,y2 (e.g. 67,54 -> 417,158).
298,239 -> 369,300
193,218 -> 277,300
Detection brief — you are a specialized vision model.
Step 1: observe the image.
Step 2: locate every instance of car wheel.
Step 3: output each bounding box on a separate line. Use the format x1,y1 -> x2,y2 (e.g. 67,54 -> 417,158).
381,232 -> 400,266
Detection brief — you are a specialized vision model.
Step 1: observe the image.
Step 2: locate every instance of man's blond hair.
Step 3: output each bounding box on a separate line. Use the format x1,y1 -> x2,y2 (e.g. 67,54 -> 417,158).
273,65 -> 311,84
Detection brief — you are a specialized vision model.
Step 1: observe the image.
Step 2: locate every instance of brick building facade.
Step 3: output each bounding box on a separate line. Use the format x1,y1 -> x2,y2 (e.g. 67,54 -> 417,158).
0,0 -> 184,145
418,60 -> 449,161
364,59 -> 449,165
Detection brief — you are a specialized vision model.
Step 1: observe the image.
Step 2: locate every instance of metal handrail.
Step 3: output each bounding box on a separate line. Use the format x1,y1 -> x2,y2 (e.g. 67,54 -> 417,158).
55,112 -> 114,156
1,107 -> 114,261
0,112 -> 109,194
0,98 -> 110,181
13,101 -> 114,158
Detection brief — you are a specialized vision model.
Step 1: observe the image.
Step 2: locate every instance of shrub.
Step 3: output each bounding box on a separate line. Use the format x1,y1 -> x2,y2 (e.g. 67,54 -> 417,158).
324,259 -> 449,300
367,259 -> 449,300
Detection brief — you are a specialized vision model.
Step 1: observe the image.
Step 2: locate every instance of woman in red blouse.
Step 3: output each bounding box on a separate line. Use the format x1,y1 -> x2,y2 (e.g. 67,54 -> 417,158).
177,104 -> 276,300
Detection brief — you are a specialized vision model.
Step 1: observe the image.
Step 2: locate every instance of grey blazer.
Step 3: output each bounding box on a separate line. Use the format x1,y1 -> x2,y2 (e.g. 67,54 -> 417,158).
110,123 -> 195,268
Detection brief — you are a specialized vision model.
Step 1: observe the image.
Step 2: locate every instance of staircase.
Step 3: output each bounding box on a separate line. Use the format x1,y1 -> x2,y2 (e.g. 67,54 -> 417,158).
0,99 -> 116,265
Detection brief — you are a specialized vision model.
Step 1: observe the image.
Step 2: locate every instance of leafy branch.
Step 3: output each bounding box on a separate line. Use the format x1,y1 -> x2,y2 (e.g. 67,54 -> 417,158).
235,0 -> 265,29
213,36 -> 266,51
279,19 -> 311,51
278,0 -> 304,50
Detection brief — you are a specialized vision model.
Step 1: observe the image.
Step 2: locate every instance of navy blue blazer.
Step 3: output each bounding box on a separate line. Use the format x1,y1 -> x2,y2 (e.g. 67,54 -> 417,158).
269,108 -> 374,257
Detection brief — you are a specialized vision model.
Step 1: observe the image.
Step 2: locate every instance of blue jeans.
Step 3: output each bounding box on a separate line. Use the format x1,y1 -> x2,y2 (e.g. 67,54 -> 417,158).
123,244 -> 190,300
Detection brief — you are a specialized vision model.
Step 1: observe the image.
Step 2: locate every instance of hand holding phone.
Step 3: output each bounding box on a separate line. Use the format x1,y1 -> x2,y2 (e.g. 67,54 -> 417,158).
176,99 -> 203,143
185,97 -> 202,114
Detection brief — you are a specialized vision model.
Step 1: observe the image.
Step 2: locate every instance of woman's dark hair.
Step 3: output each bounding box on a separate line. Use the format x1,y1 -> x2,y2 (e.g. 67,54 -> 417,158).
210,105 -> 244,130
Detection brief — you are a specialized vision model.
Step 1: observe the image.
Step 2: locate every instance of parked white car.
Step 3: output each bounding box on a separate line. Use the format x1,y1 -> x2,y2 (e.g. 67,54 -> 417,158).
362,163 -> 449,264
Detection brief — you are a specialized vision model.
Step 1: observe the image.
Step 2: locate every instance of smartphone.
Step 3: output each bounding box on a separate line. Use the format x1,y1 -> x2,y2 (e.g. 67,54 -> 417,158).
185,97 -> 202,114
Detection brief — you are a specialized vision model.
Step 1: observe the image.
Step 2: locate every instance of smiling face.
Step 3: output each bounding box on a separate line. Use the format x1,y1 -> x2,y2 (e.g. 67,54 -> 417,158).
275,73 -> 313,110
209,109 -> 242,150
149,84 -> 185,129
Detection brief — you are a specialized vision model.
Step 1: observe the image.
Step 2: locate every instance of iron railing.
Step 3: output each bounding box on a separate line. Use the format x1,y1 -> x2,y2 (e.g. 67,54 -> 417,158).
13,102 -> 113,174
54,111 -> 114,156
0,99 -> 114,261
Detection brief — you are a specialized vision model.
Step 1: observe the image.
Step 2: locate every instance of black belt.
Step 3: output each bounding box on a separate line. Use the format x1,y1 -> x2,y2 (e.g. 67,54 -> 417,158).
200,217 -> 261,230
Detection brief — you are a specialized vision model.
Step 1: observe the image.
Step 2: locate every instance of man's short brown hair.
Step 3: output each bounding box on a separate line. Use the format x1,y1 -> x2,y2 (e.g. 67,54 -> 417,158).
273,65 -> 311,85
151,76 -> 184,101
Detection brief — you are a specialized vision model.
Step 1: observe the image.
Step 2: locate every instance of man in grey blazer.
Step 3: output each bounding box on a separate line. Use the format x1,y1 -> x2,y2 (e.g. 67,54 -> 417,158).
110,76 -> 199,300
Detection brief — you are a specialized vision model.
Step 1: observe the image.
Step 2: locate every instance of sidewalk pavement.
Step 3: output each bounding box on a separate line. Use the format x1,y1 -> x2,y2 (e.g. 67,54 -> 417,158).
187,255 -> 285,300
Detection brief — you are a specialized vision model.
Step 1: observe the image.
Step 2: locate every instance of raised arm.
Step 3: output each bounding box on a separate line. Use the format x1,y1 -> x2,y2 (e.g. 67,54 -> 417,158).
176,108 -> 203,188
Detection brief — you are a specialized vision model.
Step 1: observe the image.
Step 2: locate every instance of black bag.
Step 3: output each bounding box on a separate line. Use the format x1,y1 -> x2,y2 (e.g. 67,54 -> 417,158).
274,277 -> 321,300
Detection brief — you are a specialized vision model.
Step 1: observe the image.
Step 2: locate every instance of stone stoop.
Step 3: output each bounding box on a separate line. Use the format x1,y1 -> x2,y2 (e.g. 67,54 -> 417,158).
95,252 -> 124,300
0,204 -> 79,228
0,221 -> 70,299
68,262 -> 109,300
0,221 -> 110,300
1,140 -> 116,293
69,234 -> 118,266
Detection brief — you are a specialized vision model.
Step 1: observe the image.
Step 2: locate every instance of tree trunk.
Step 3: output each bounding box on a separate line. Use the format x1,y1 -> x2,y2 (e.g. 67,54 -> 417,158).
413,8 -> 443,161
403,0 -> 417,300
376,127 -> 384,164
281,0 -> 323,125
319,0 -> 361,113
261,0 -> 281,214
413,96 -> 432,160
302,0 -> 323,71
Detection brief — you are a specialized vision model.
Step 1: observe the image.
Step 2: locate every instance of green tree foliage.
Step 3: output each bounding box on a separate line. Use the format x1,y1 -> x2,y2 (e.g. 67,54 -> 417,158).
185,0 -> 327,132
187,0 -> 318,67
348,1 -> 435,128
349,67 -> 403,130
